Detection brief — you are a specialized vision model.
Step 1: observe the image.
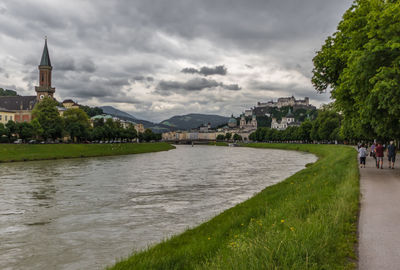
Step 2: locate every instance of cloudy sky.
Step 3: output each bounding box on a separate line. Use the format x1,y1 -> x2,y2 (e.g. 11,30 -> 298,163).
0,0 -> 351,122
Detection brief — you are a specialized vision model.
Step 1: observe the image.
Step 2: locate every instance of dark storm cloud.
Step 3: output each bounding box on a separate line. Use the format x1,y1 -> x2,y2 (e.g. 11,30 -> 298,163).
222,84 -> 241,91
56,74 -> 130,100
132,76 -> 154,82
200,65 -> 227,76
80,59 -> 96,73
158,78 -> 220,91
181,68 -> 198,74
157,77 -> 241,93
181,65 -> 227,76
57,58 -> 76,71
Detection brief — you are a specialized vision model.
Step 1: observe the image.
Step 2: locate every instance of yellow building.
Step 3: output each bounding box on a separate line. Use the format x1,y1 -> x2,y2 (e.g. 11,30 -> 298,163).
62,99 -> 79,109
134,123 -> 145,134
0,108 -> 15,124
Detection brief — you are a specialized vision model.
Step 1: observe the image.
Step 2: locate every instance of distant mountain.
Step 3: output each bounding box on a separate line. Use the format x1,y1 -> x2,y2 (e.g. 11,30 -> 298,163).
160,114 -> 230,130
100,106 -> 137,120
100,106 -> 172,132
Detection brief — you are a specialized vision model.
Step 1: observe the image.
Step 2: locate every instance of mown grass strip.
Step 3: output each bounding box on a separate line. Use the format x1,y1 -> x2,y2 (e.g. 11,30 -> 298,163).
0,143 -> 175,163
109,143 -> 359,270
207,141 -> 229,146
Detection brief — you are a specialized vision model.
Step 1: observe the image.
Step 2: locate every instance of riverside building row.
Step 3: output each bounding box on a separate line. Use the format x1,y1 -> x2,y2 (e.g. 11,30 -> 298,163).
162,114 -> 257,142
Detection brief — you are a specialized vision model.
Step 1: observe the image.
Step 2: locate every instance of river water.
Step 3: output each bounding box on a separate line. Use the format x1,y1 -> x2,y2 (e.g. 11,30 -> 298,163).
0,145 -> 316,270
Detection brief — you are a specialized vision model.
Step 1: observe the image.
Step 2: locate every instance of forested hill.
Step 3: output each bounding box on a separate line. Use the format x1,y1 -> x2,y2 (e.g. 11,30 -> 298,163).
160,114 -> 230,130
0,88 -> 17,96
101,105 -> 172,132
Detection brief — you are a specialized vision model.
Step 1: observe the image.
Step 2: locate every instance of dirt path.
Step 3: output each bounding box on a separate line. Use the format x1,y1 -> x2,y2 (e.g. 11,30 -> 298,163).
358,155 -> 400,269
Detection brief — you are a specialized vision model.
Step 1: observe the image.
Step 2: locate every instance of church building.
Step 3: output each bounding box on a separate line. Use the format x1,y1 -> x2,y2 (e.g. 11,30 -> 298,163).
0,38 -> 56,122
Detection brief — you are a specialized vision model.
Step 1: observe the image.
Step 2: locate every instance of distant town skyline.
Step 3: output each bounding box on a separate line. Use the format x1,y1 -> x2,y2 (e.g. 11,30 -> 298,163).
0,0 -> 351,122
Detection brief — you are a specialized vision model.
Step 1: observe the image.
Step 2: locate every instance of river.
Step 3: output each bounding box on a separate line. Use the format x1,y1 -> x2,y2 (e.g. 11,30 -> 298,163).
0,145 -> 316,270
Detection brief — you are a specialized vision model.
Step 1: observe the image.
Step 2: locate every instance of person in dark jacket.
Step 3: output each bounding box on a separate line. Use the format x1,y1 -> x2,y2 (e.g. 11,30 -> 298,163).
387,141 -> 396,169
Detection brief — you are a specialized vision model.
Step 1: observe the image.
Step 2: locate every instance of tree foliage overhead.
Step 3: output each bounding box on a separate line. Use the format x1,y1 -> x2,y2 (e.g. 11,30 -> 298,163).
312,0 -> 400,140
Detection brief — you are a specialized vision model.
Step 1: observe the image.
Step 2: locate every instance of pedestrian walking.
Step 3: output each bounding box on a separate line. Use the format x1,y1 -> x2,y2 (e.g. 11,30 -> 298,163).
358,143 -> 367,168
387,141 -> 396,169
370,142 -> 376,159
375,142 -> 384,169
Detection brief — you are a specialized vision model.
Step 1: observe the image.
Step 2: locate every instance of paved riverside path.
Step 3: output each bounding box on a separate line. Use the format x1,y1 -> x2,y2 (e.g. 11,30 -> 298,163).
358,155 -> 400,269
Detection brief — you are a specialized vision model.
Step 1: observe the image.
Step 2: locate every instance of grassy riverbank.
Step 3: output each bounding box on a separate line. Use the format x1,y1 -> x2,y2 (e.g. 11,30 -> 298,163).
208,141 -> 229,146
109,144 -> 359,270
0,142 -> 175,162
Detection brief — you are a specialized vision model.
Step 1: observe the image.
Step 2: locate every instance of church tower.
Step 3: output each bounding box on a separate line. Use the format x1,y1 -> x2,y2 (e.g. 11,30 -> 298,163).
251,114 -> 257,128
240,114 -> 246,129
35,38 -> 55,101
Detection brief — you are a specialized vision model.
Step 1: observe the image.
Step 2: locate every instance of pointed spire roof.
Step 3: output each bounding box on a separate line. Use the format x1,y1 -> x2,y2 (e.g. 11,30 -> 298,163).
40,37 -> 51,66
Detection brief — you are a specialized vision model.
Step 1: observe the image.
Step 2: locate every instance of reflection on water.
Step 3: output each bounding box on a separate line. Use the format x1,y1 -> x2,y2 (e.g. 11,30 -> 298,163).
0,145 -> 316,270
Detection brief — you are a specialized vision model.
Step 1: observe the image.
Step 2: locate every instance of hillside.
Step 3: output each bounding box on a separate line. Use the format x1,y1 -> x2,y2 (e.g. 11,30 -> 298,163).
0,88 -> 17,96
100,106 -> 172,132
100,106 -> 137,120
160,114 -> 230,130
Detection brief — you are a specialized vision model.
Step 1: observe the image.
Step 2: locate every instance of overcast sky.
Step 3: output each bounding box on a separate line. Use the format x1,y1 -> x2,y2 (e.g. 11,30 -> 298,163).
0,0 -> 352,122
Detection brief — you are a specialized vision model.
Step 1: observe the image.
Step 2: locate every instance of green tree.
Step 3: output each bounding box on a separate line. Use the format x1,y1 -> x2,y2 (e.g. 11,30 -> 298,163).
63,108 -> 91,142
216,134 -> 225,141
30,118 -> 44,139
80,105 -> 104,117
255,116 -> 272,128
104,119 -> 116,140
297,120 -> 313,142
311,109 -> 341,142
5,120 -> 17,140
93,118 -> 105,128
312,0 -> 400,140
249,132 -> 256,141
0,123 -> 7,142
32,97 -> 63,140
143,128 -> 154,142
233,133 -> 242,141
90,126 -> 105,141
0,123 -> 5,136
225,132 -> 232,141
16,122 -> 34,142
138,132 -> 144,142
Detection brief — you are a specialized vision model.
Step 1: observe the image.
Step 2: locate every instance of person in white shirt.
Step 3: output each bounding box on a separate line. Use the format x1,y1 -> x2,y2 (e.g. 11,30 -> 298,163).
358,143 -> 367,168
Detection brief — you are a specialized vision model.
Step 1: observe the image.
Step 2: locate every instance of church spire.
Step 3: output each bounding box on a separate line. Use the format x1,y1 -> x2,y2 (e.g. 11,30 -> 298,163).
35,37 -> 55,101
40,37 -> 51,67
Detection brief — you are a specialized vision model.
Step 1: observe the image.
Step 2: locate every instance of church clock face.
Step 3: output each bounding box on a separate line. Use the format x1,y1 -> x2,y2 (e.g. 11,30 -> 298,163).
39,95 -> 44,100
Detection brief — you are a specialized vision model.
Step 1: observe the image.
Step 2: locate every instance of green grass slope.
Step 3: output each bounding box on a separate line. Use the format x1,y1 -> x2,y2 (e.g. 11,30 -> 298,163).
0,143 -> 175,162
109,144 -> 359,270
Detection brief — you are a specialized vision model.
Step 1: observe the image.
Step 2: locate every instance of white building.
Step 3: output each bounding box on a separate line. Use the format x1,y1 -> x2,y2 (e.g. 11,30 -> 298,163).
271,108 -> 299,130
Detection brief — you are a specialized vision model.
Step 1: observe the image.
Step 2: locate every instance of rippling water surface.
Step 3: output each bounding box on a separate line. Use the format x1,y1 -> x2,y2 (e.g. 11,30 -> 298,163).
0,145 -> 316,270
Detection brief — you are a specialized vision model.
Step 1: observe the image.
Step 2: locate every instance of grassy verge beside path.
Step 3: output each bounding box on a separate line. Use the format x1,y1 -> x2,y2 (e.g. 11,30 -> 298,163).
0,142 -> 175,163
109,144 -> 359,270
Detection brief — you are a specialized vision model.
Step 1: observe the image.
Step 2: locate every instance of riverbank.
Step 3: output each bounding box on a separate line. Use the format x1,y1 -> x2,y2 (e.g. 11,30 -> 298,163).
0,143 -> 175,163
109,144 -> 359,269
208,141 -> 229,146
